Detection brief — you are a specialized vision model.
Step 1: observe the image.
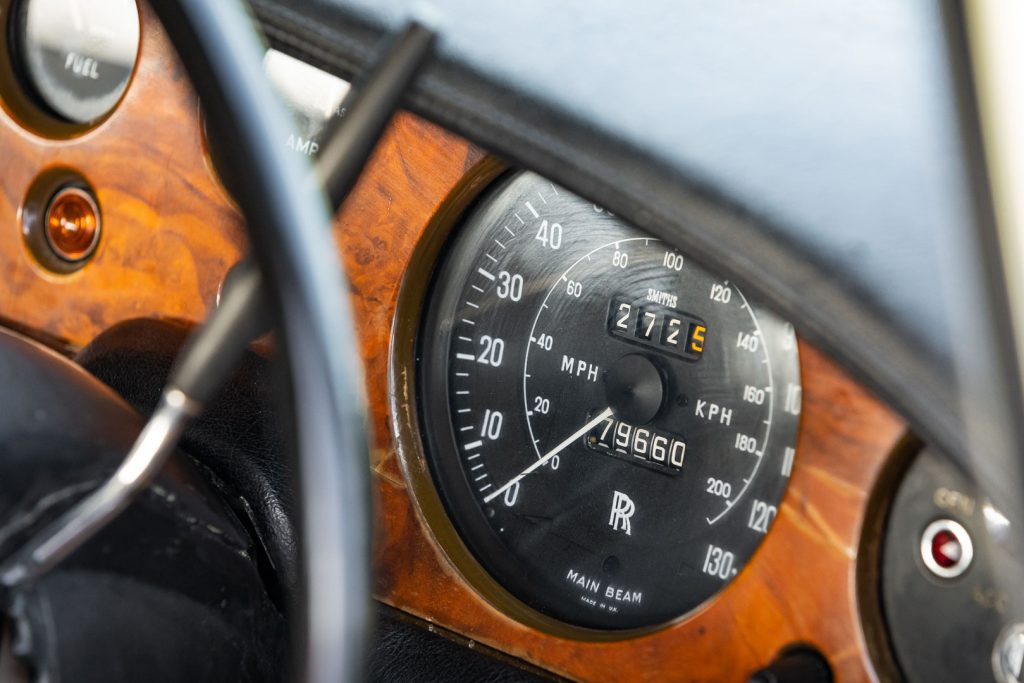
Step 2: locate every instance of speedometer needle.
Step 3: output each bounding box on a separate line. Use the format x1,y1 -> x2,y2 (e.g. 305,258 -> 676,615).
483,407 -> 613,504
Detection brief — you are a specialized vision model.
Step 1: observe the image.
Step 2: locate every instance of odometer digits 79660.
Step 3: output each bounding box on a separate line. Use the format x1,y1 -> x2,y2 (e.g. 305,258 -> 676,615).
417,171 -> 801,632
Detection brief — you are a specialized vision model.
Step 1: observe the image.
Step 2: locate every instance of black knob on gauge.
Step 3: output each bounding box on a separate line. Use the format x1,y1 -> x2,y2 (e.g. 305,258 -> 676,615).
749,647 -> 832,683
604,353 -> 664,425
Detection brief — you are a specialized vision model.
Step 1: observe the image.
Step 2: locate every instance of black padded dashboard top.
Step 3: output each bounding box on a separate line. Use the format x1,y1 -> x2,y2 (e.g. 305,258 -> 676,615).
252,0 -> 979,460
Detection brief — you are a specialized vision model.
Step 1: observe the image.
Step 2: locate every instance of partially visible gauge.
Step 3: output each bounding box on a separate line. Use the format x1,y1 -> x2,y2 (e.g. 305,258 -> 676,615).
262,49 -> 350,159
417,171 -> 802,631
15,0 -> 140,124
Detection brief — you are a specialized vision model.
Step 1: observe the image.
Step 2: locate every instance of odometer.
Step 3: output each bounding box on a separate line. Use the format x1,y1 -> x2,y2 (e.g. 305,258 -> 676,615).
417,171 -> 801,631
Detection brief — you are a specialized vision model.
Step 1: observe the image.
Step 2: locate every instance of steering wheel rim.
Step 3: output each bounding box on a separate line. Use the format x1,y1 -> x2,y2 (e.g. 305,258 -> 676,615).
146,0 -> 371,680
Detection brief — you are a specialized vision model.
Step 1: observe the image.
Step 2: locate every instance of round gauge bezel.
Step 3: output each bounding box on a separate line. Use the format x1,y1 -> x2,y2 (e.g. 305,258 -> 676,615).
393,165 -> 801,640
0,0 -> 142,137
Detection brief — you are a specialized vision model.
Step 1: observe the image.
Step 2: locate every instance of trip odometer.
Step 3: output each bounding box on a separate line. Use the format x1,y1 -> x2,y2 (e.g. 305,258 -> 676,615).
417,171 -> 801,631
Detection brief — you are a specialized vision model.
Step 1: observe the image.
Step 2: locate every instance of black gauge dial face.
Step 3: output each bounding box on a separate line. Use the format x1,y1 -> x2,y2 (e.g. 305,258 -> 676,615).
417,172 -> 802,631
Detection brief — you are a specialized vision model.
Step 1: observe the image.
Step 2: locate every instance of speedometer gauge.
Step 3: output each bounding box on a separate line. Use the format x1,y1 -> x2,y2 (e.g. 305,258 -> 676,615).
417,171 -> 801,631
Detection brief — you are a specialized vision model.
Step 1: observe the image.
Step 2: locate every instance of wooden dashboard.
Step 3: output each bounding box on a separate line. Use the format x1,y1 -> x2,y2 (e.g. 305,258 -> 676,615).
0,5 -> 906,681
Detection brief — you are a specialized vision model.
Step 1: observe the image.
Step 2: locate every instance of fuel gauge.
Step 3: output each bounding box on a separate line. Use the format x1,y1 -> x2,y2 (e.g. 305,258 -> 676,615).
15,0 -> 140,124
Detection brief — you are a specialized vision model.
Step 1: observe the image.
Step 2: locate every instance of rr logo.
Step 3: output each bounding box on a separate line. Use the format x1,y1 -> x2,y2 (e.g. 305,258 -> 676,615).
608,490 -> 636,536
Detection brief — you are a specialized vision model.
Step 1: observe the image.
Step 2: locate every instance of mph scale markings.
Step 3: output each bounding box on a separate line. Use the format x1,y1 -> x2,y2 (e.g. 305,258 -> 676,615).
522,237 -> 651,463
419,172 -> 802,630
524,235 -> 776,528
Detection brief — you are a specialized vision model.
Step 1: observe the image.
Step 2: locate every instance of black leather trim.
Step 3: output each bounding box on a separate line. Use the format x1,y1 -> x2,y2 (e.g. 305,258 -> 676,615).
76,319 -> 297,604
0,328 -> 285,682
370,605 -> 560,683
251,0 -> 967,464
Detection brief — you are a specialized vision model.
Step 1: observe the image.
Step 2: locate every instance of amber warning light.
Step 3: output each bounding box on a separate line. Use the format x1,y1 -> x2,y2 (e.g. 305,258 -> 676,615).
44,186 -> 101,262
